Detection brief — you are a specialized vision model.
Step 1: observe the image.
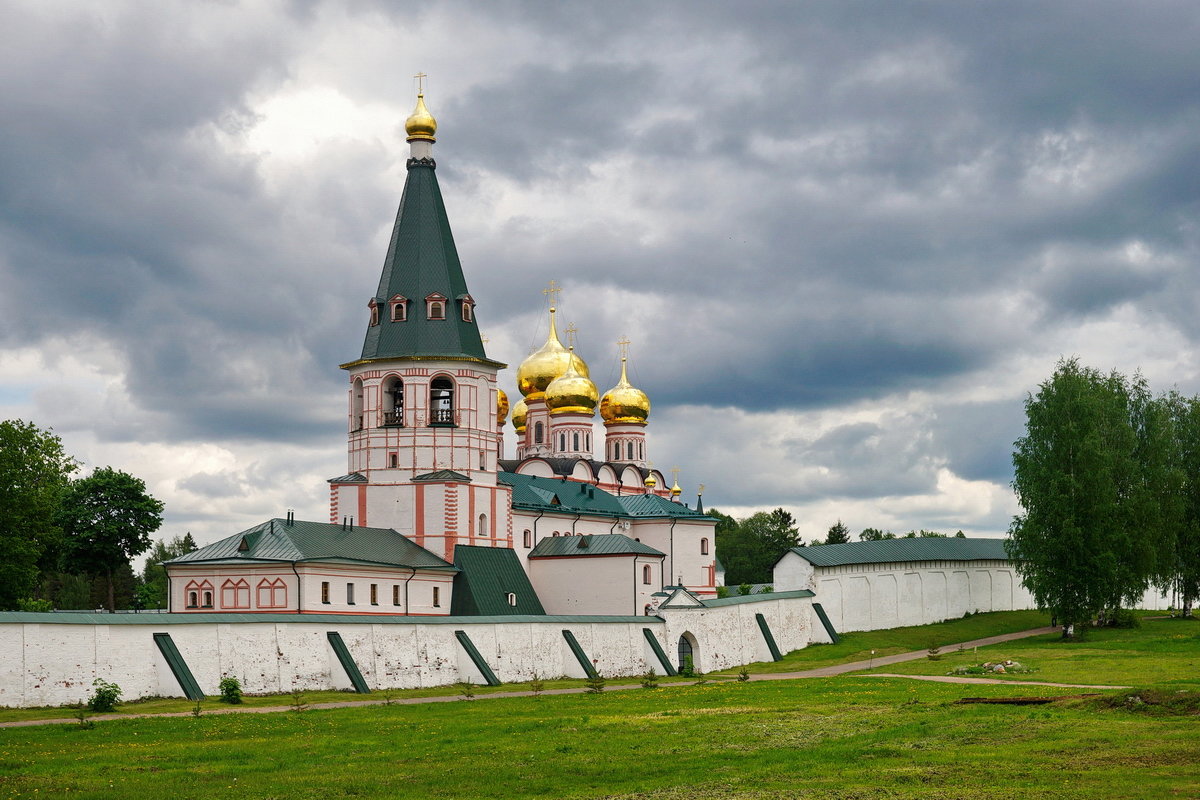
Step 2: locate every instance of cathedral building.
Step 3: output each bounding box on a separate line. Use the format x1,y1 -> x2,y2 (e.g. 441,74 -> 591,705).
167,90 -> 719,615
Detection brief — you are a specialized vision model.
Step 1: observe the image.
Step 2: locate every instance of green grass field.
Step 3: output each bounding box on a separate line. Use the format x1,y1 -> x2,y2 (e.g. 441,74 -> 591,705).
1,611 -> 1197,799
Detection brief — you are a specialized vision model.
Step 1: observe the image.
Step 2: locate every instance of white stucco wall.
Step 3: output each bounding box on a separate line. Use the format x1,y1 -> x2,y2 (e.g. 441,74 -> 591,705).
774,552 -> 1037,634
529,555 -> 663,616
0,593 -> 813,708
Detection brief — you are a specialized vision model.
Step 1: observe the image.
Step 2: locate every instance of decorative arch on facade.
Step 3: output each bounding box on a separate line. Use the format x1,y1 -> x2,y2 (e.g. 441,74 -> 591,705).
220,578 -> 250,610
514,458 -> 556,478
596,464 -> 619,485
478,513 -> 487,538
351,378 -> 365,431
619,465 -> 643,486
256,577 -> 287,609
429,375 -> 455,426
570,460 -> 597,482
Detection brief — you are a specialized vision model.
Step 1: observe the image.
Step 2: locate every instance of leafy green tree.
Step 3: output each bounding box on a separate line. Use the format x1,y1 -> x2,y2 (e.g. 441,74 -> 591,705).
1007,360 -> 1150,635
713,507 -> 800,584
59,467 -> 164,611
1164,394 -> 1200,615
139,533 -> 198,609
0,420 -> 77,609
825,520 -> 851,544
859,528 -> 895,541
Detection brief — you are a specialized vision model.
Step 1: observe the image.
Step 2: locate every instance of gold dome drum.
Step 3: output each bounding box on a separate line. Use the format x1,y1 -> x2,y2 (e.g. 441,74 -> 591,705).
497,388 -> 510,425
510,397 -> 528,433
600,359 -> 650,425
405,94 -> 437,141
545,368 -> 599,416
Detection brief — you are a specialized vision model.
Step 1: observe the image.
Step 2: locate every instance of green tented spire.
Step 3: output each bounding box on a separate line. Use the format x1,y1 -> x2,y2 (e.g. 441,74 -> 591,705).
355,156 -> 493,363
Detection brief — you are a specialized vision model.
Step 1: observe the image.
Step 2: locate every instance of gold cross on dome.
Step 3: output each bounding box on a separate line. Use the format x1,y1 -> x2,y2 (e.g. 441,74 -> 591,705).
414,72 -> 428,93
617,336 -> 631,361
480,334 -> 490,344
566,322 -> 578,349
671,466 -> 681,482
542,279 -> 562,310
698,483 -> 706,496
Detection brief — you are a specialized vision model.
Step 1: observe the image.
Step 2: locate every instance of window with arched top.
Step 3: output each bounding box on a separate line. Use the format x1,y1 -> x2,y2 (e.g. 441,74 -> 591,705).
429,377 -> 455,426
389,294 -> 408,322
382,376 -> 404,426
202,590 -> 213,608
628,441 -> 634,460
368,298 -> 380,326
426,294 -> 447,320
187,591 -> 198,608
639,441 -> 644,459
700,538 -> 709,555
573,432 -> 580,451
534,421 -> 544,444
186,580 -> 213,609
462,303 -> 473,322
523,529 -> 532,548
351,379 -> 364,431
559,433 -> 566,451
478,513 -> 487,537
506,592 -> 517,607
642,564 -> 652,584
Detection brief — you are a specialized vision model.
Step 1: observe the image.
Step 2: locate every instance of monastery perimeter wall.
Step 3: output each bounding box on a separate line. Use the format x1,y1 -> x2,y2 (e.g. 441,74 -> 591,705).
0,594 -> 811,708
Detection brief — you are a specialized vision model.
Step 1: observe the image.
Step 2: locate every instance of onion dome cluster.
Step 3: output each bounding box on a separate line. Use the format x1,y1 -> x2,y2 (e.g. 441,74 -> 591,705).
545,348 -> 599,415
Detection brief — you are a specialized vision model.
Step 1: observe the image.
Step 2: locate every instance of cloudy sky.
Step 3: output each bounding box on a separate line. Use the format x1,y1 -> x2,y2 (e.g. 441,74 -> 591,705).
3,1 -> 1199,547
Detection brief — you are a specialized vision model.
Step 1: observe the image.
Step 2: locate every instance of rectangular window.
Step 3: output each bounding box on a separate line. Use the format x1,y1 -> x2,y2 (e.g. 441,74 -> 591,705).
523,529 -> 532,548
347,583 -> 355,605
392,585 -> 401,606
321,581 -> 330,604
433,586 -> 441,607
370,583 -> 378,605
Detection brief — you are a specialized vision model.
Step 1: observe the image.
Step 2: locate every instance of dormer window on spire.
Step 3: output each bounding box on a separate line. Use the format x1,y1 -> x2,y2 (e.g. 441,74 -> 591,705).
389,294 -> 408,322
425,293 -> 447,320
458,294 -> 475,323
368,299 -> 380,326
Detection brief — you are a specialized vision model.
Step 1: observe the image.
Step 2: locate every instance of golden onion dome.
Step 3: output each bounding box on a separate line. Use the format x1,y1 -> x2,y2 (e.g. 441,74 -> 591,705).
516,305 -> 589,400
600,356 -> 650,425
545,349 -> 599,416
497,389 -> 510,426
670,479 -> 682,496
644,472 -> 657,488
510,397 -> 528,433
405,93 -> 437,142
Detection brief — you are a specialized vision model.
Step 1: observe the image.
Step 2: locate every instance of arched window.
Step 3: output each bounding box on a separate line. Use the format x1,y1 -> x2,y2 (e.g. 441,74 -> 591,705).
506,592 -> 517,607
202,590 -> 213,608
382,376 -> 404,426
351,379 -> 364,431
389,294 -> 408,321
639,441 -> 644,459
429,377 -> 455,425
426,293 -> 447,320
523,529 -> 532,548
628,442 -> 634,460
573,432 -> 580,451
559,433 -> 566,451
642,564 -> 652,584
700,538 -> 709,555
677,633 -> 696,673
221,579 -> 250,609
187,591 -> 198,608
187,580 -> 214,610
534,421 -> 544,444
462,302 -> 473,322
478,513 -> 487,537
432,586 -> 441,607
368,298 -> 379,326
256,578 -> 287,609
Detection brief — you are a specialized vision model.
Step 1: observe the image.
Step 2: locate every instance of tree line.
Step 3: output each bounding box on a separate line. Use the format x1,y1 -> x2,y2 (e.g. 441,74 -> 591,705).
1008,359 -> 1200,633
0,419 -> 186,611
712,509 -> 965,584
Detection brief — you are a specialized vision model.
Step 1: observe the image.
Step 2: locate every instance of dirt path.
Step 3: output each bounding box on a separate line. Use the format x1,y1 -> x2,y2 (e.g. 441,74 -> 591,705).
1,624 -> 1104,729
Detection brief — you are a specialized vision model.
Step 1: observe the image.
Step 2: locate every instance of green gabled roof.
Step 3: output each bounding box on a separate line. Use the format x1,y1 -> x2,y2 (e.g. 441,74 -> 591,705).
498,471 -> 716,521
785,537 -> 1009,568
412,469 -> 470,482
528,534 -> 664,558
702,589 -> 815,607
166,518 -> 456,571
616,493 -> 715,520
498,472 -> 627,517
451,545 -> 545,616
354,160 -> 501,366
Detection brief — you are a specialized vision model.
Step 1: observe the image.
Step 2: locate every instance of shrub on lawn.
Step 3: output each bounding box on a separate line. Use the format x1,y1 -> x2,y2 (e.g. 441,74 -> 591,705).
88,679 -> 122,713
219,676 -> 242,704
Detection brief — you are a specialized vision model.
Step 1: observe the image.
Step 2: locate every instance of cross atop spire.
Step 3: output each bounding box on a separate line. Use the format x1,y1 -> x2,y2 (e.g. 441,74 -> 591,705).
566,322 -> 578,349
671,466 -> 681,482
543,279 -> 562,311
617,335 -> 631,361
414,72 -> 428,93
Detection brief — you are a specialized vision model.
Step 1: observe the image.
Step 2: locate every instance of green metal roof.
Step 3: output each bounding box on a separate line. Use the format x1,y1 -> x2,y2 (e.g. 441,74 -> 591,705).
412,469 -> 471,482
355,159 -> 501,366
166,518 -> 456,571
498,471 -> 715,521
702,589 -> 815,607
451,545 -> 545,615
785,537 -> 1010,568
528,534 -> 665,558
